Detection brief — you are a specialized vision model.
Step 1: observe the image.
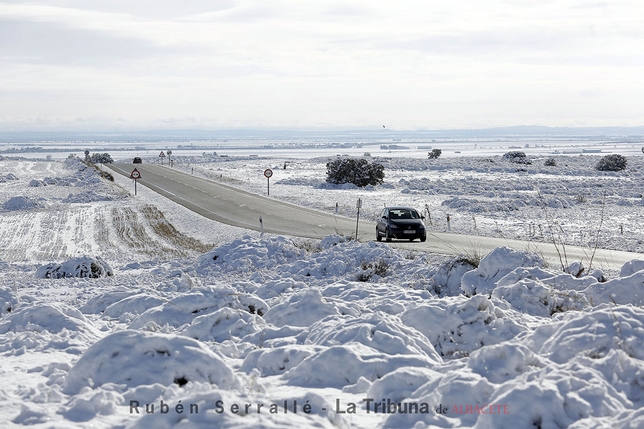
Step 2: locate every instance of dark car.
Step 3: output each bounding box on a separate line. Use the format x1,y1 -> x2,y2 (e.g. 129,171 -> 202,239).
376,206 -> 426,242
133,157 -> 142,164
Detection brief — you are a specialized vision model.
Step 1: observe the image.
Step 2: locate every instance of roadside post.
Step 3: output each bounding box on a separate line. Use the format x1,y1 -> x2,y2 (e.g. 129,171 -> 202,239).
356,198 -> 362,240
167,150 -> 173,167
264,168 -> 273,196
259,216 -> 264,235
130,168 -> 141,196
447,213 -> 451,231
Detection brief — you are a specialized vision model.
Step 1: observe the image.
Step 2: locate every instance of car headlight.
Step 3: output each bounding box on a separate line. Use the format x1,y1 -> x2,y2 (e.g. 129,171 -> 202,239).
389,223 -> 401,229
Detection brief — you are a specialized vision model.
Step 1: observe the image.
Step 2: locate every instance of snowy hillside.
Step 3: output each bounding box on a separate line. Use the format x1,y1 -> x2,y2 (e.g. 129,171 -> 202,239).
2,155 -> 644,428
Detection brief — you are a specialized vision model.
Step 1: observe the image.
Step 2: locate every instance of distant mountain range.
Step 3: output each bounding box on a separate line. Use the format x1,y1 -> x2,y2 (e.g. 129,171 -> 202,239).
1,125 -> 643,142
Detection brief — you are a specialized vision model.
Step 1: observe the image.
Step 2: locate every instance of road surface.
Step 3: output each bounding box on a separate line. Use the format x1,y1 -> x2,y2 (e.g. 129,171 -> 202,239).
108,164 -> 641,271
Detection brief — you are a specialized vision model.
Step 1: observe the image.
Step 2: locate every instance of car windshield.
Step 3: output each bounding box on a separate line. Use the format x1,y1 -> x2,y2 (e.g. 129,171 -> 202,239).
390,209 -> 419,219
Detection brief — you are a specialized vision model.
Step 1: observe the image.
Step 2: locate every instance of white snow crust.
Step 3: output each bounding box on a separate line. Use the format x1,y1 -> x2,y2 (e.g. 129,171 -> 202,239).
2,154 -> 644,428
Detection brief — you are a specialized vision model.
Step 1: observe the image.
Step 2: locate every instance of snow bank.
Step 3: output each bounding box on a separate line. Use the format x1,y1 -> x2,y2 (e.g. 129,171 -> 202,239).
199,235 -> 306,273
62,330 -> 239,394
460,247 -> 545,296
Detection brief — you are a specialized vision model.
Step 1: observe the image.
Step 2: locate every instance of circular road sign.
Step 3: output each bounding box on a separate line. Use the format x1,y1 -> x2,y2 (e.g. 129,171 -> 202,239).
264,168 -> 273,179
131,169 -> 141,179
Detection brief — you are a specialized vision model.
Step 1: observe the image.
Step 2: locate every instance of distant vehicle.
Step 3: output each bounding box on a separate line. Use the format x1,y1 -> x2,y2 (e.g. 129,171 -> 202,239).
376,206 -> 426,242
133,157 -> 142,164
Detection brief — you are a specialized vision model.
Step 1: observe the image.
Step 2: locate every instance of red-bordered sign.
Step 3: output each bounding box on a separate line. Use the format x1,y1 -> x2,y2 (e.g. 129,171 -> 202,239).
130,168 -> 141,179
264,168 -> 273,179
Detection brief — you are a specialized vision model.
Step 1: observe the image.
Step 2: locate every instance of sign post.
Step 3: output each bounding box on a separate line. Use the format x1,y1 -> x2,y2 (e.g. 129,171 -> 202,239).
355,198 -> 362,240
264,168 -> 273,196
159,151 -> 166,165
167,150 -> 173,168
130,168 -> 141,195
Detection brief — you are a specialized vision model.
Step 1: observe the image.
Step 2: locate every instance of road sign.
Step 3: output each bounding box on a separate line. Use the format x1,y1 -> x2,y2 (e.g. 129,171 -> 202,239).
264,168 -> 273,196
159,151 -> 166,157
130,168 -> 141,195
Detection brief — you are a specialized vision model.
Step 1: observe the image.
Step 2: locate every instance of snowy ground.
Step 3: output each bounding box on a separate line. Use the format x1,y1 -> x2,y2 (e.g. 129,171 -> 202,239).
2,153 -> 644,428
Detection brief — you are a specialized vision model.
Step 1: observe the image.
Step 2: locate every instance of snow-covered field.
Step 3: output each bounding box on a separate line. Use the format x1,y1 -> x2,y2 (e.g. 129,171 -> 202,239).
2,152 -> 644,428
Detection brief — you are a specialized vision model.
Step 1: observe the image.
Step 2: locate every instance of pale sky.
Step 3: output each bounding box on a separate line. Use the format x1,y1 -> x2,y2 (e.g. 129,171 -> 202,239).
1,0 -> 643,131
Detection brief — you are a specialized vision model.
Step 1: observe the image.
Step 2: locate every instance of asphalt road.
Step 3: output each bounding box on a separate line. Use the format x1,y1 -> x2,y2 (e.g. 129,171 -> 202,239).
108,164 -> 641,271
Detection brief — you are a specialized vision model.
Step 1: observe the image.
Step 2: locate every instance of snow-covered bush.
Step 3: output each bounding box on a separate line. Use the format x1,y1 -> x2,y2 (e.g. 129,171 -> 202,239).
35,256 -> 113,279
596,154 -> 627,171
544,158 -> 557,167
89,152 -> 114,164
3,195 -> 42,210
428,149 -> 442,159
502,151 -> 531,164
325,158 -> 385,187
62,330 -> 239,394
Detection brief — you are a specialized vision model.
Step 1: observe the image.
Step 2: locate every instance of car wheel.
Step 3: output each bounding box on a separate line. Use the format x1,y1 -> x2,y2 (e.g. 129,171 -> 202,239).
420,235 -> 426,242
385,228 -> 392,242
376,229 -> 382,242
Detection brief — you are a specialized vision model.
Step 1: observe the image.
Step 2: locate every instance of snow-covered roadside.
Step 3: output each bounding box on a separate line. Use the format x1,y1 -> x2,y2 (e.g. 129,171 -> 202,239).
2,156 -> 644,429
170,153 -> 644,254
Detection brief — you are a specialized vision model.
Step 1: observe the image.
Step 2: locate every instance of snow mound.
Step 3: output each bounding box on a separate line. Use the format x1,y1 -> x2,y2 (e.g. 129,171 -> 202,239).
279,239 -> 398,280
199,235 -> 305,273
467,342 -> 546,383
0,303 -> 100,353
3,195 -> 43,211
62,330 -> 238,394
492,276 -> 589,317
28,179 -> 47,187
80,288 -> 140,314
62,190 -> 114,203
426,256 -> 478,296
619,259 -> 644,277
104,293 -> 166,319
35,256 -> 113,278
284,343 -> 436,388
0,172 -> 19,182
0,303 -> 97,336
240,344 -> 322,376
129,286 -> 268,329
582,270 -> 644,306
181,307 -> 267,342
527,305 -> 644,363
461,246 -> 545,296
263,289 -> 339,328
402,295 -> 528,358
303,313 -> 441,361
367,367 -> 441,402
0,286 -> 19,315
386,371 -> 496,428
